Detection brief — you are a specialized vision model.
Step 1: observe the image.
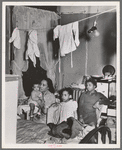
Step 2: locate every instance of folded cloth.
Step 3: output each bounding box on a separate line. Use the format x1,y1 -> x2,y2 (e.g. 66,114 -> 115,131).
9,27 -> 21,49
47,103 -> 61,124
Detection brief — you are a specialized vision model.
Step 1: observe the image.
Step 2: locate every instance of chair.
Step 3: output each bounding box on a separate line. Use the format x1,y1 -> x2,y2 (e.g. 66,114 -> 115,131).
72,88 -> 83,102
79,125 -> 111,144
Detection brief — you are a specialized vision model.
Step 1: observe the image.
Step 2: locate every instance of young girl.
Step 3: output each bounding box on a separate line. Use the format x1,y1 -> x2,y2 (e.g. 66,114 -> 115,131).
28,83 -> 42,120
78,77 -> 110,126
47,87 -> 78,125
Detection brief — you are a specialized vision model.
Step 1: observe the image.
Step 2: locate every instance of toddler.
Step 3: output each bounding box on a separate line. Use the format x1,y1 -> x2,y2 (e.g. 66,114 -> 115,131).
78,77 -> 110,126
28,83 -> 42,120
47,87 -> 78,125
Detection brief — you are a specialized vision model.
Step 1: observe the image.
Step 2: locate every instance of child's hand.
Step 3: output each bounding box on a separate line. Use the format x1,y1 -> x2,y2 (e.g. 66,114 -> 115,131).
38,92 -> 43,99
55,98 -> 60,103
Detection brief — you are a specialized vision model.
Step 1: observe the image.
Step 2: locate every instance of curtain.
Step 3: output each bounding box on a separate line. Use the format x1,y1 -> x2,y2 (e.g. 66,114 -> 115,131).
11,6 -> 60,98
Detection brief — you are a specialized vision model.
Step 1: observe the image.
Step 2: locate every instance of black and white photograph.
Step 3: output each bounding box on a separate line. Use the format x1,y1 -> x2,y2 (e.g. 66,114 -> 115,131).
2,1 -> 120,148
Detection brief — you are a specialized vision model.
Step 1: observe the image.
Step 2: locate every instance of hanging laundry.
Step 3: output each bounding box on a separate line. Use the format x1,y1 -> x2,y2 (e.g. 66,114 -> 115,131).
9,27 -> 21,49
72,21 -> 80,47
26,30 -> 40,67
53,21 -> 80,57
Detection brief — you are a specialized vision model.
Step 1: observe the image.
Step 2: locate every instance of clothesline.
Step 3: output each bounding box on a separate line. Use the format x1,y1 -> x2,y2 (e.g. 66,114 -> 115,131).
17,7 -> 116,31
74,7 -> 116,24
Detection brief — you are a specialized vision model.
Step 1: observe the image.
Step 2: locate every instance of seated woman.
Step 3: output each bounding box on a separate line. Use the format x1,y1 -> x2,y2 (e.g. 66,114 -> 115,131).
47,87 -> 78,125
78,77 -> 110,126
17,77 -> 56,123
39,77 -> 56,114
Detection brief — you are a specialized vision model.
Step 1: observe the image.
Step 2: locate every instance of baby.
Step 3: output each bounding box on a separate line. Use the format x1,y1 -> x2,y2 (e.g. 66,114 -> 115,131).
28,83 -> 42,120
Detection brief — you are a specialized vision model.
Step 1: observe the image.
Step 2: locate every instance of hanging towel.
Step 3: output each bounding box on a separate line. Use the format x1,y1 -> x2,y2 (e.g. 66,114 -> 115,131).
9,27 -> 21,49
53,21 -> 80,57
26,30 -> 40,67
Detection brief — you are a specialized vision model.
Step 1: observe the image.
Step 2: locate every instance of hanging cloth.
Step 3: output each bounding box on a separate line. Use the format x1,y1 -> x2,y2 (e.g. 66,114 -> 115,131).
9,27 -> 21,49
53,21 -> 80,69
26,30 -> 40,67
53,21 -> 80,57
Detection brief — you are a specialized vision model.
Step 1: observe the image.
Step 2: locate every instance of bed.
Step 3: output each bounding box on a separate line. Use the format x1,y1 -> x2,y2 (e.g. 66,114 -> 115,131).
16,116 -> 112,144
17,119 -> 61,144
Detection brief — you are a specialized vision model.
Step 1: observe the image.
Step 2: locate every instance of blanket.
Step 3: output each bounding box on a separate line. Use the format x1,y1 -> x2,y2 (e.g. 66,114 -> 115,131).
16,118 -> 96,144
17,119 -> 51,144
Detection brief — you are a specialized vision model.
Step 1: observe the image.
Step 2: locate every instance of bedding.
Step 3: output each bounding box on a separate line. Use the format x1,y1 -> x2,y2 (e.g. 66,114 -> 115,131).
16,117 -> 95,144
16,119 -> 51,144
16,119 -> 68,144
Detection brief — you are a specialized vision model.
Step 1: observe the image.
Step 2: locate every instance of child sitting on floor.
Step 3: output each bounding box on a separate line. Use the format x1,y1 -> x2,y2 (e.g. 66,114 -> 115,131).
47,87 -> 78,125
78,77 -> 110,126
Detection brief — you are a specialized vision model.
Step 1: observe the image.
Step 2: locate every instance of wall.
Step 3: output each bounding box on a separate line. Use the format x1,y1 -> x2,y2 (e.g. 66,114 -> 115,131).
59,6 -> 116,14
56,12 -> 116,88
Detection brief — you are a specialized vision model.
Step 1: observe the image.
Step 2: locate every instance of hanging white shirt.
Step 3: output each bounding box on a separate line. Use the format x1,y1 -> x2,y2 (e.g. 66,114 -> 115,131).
26,30 -> 40,67
53,21 -> 80,57
9,27 -> 21,49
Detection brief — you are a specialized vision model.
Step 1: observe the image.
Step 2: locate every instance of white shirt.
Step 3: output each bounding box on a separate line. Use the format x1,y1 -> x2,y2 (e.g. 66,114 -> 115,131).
59,99 -> 78,123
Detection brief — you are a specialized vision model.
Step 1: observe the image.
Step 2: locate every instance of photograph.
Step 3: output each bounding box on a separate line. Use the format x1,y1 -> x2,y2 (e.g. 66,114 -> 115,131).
2,1 -> 120,148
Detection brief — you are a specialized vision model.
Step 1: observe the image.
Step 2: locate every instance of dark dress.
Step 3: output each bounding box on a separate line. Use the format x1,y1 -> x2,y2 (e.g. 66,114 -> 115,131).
78,90 -> 109,125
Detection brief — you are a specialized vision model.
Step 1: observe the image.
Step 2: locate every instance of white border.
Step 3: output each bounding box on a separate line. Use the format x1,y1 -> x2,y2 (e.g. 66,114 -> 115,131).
2,1 -> 120,149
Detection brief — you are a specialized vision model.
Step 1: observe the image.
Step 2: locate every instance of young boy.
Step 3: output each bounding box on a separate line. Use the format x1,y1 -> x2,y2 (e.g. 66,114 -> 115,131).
28,83 -> 42,120
78,77 -> 110,126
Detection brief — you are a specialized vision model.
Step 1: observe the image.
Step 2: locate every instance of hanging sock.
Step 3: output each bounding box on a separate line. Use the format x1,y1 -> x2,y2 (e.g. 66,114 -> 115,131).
26,30 -> 40,67
9,27 -> 21,49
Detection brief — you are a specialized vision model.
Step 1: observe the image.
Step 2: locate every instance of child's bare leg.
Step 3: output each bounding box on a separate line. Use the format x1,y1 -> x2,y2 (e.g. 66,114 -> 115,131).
29,103 -> 35,120
36,106 -> 41,119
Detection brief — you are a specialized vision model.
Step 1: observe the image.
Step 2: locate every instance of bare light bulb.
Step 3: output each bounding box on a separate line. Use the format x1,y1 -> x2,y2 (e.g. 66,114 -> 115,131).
94,30 -> 100,37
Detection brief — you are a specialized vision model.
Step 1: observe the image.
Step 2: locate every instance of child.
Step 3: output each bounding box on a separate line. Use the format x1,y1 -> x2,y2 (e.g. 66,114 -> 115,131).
28,83 -> 42,120
47,87 -> 78,125
78,77 -> 110,126
59,87 -> 78,123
